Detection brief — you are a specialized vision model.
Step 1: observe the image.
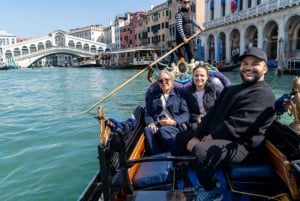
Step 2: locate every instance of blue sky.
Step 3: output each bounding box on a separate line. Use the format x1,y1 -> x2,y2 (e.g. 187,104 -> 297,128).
0,0 -> 165,38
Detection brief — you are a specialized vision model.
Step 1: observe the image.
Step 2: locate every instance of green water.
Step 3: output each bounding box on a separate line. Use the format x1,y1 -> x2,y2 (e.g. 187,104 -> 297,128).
0,67 -> 294,201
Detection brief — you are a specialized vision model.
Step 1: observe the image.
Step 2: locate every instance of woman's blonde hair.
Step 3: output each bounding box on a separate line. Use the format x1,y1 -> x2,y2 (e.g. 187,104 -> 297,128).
156,70 -> 174,82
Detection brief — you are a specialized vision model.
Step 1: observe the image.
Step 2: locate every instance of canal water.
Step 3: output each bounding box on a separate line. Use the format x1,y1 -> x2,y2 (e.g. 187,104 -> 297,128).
0,67 -> 295,201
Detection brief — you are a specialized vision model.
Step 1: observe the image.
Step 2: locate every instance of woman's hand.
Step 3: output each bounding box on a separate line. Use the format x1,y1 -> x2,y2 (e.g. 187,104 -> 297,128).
196,114 -> 203,123
159,115 -> 176,127
147,123 -> 158,132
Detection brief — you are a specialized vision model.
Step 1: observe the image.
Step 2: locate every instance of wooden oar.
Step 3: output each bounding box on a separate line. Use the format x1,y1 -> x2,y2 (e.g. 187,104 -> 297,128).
83,30 -> 202,114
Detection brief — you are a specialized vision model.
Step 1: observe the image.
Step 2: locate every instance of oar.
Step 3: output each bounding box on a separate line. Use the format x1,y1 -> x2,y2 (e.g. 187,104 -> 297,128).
83,29 -> 203,113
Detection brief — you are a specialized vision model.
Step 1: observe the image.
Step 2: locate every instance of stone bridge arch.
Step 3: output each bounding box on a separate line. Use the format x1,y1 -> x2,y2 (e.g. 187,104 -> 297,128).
2,30 -> 107,67
15,46 -> 98,67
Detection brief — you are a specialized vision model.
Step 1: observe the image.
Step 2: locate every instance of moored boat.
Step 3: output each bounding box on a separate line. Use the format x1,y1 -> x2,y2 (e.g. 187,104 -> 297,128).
74,57 -> 101,67
217,62 -> 240,72
0,60 -> 9,70
98,47 -> 155,69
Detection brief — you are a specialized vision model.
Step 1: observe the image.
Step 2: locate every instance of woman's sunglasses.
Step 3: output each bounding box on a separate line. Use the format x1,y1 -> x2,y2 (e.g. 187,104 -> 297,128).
158,78 -> 170,84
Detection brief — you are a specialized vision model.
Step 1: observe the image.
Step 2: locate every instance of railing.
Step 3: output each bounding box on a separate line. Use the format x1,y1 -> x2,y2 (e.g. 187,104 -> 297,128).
287,57 -> 300,70
14,46 -> 94,61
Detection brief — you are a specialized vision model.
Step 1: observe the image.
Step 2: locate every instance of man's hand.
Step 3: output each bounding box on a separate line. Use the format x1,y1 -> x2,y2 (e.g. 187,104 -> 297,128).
197,25 -> 205,32
183,37 -> 189,44
186,137 -> 201,152
201,134 -> 213,142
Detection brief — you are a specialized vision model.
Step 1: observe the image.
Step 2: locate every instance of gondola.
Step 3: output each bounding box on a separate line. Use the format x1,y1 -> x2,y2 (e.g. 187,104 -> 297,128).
79,32 -> 300,200
0,60 -> 9,70
78,66 -> 300,201
217,62 -> 240,72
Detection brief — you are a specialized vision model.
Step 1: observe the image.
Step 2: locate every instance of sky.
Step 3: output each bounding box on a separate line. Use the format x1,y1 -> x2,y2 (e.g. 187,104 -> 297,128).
0,0 -> 165,38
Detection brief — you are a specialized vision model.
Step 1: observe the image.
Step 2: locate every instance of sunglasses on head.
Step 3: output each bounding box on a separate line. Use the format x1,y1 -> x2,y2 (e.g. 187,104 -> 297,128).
158,78 -> 170,84
182,1 -> 190,4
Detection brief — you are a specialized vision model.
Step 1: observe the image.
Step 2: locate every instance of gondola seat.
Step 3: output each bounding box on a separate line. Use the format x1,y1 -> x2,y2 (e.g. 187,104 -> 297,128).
220,142 -> 291,201
133,152 -> 174,189
228,161 -> 274,179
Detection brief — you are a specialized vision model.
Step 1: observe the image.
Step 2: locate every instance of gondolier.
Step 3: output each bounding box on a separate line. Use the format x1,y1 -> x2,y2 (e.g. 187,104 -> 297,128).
176,0 -> 202,64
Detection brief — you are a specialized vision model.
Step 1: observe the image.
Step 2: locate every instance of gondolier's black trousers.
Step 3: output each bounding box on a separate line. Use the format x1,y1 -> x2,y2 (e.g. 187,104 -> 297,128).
176,36 -> 195,63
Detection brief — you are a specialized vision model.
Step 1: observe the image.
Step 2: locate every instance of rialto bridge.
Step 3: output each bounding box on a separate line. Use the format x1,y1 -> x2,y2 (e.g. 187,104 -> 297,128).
1,30 -> 107,68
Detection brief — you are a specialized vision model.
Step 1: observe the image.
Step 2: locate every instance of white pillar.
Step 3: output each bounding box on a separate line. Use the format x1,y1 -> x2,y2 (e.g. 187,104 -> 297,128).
225,32 -> 231,63
240,28 -> 246,54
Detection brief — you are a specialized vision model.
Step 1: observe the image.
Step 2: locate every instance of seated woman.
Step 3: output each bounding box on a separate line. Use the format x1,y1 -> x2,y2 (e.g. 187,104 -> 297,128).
144,70 -> 190,155
183,63 -> 224,129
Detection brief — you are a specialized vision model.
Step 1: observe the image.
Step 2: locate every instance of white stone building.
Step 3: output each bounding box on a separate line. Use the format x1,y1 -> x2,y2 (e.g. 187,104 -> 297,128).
202,0 -> 300,69
113,14 -> 131,50
104,23 -> 116,51
0,31 -> 17,56
68,25 -> 105,43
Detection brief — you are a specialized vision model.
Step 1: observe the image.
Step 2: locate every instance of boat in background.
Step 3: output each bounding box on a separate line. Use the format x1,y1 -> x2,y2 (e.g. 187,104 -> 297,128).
99,47 -> 155,69
215,59 -> 278,72
267,60 -> 278,69
73,57 -> 101,67
217,62 -> 240,72
0,60 -> 9,70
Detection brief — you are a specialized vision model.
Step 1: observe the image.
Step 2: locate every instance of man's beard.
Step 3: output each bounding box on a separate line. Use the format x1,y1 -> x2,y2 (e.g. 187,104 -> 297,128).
240,72 -> 261,85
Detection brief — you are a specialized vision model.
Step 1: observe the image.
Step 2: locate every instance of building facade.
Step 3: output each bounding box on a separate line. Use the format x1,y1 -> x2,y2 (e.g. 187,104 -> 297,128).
0,31 -> 17,56
202,0 -> 300,69
68,25 -> 105,43
147,2 -> 169,52
104,23 -> 116,51
114,14 -> 131,50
